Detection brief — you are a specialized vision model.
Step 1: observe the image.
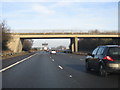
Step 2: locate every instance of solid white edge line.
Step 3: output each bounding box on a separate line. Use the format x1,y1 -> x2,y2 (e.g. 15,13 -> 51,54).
0,53 -> 37,72
58,65 -> 63,70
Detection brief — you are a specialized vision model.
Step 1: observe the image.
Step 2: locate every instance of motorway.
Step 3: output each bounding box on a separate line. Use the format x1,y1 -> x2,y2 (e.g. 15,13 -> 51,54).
2,51 -> 120,88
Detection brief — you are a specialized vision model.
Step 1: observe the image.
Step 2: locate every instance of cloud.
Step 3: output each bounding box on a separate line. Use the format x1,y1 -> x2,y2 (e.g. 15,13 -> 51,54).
3,3 -> 55,19
31,4 -> 55,14
50,1 -> 74,8
2,2 -> 117,31
3,9 -> 32,19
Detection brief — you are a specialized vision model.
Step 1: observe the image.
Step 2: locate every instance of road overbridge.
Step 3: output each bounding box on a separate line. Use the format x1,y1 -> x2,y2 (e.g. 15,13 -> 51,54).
7,32 -> 119,53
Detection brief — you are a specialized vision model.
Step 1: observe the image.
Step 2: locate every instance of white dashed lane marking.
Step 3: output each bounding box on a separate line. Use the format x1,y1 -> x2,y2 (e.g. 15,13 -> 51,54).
58,65 -> 64,70
80,59 -> 84,61
69,74 -> 72,78
52,59 -> 54,61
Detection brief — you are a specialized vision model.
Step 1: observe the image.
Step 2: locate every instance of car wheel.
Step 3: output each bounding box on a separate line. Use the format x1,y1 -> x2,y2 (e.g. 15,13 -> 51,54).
86,61 -> 91,71
99,64 -> 108,77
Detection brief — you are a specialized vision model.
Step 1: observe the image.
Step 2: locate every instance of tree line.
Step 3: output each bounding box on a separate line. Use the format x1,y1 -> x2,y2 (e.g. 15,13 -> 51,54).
0,20 -> 33,51
78,38 -> 120,52
78,30 -> 120,52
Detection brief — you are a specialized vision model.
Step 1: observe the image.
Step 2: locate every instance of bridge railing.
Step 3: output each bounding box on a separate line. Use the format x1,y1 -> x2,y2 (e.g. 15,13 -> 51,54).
10,30 -> 119,35
11,30 -> 84,33
11,32 -> 119,35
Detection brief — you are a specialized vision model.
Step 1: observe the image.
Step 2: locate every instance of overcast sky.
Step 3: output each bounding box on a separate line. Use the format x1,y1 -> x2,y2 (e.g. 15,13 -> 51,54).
1,0 -> 119,48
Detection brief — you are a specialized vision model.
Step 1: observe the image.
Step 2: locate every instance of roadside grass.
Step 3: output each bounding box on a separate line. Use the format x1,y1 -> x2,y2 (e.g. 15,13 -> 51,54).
1,51 -> 33,60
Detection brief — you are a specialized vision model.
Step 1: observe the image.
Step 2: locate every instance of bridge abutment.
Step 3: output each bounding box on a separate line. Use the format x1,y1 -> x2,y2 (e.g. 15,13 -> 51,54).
7,35 -> 23,52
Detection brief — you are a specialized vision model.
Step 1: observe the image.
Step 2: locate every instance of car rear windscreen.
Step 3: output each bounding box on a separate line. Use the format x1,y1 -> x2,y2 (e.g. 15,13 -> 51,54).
108,47 -> 120,60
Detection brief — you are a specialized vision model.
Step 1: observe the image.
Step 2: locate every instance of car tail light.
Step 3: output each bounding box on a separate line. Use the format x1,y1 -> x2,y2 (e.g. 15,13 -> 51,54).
103,56 -> 114,61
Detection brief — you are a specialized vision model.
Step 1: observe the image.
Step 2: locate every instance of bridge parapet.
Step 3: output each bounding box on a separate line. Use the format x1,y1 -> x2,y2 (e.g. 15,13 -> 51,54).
10,32 -> 119,35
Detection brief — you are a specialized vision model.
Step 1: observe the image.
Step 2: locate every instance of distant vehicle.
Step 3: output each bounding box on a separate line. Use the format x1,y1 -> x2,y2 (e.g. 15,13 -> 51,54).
44,47 -> 48,51
85,45 -> 120,77
50,50 -> 57,54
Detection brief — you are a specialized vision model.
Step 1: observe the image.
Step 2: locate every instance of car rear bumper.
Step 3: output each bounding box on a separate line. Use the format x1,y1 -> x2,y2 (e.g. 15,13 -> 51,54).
106,64 -> 120,73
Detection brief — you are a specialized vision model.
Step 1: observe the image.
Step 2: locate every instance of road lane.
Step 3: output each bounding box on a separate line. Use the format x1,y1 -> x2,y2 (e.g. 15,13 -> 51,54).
2,52 -> 36,69
3,52 -> 81,88
0,54 -> 37,72
2,51 -> 120,88
50,53 -> 120,88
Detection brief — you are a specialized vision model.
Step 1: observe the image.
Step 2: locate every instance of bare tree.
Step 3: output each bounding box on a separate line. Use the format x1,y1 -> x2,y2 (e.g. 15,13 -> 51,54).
88,29 -> 100,34
0,21 -> 2,52
0,20 -> 11,50
22,39 -> 33,51
78,38 -> 119,52
56,45 -> 66,50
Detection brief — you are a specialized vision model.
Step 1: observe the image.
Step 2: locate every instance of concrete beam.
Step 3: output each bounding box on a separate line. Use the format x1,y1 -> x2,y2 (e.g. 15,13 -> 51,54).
17,34 -> 119,38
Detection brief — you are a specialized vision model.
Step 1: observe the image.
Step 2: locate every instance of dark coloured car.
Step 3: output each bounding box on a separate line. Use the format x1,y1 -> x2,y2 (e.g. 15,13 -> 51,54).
85,45 -> 120,76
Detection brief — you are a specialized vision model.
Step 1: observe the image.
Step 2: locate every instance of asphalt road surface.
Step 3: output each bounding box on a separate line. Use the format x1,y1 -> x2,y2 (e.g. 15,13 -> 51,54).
2,51 -> 120,88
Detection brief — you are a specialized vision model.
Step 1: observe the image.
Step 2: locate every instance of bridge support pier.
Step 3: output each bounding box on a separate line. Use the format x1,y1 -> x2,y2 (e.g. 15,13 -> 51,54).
71,38 -> 75,53
70,37 -> 78,53
7,35 -> 23,52
75,37 -> 78,52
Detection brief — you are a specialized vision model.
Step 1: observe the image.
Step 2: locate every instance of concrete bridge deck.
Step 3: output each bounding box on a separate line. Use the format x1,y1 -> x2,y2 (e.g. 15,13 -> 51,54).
11,32 -> 120,38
